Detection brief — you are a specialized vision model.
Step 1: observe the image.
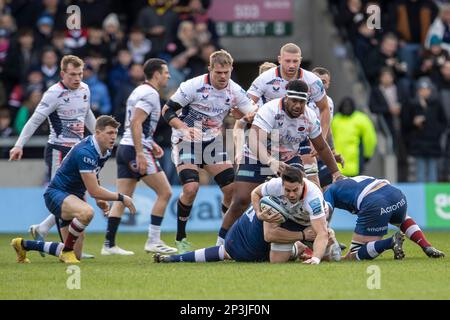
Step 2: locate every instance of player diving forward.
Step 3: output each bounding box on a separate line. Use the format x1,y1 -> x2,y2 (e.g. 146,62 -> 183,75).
324,175 -> 445,260
155,166 -> 341,264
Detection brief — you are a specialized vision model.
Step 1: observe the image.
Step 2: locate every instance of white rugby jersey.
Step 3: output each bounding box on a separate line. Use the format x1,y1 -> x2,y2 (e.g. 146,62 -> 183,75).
169,74 -> 255,142
245,98 -> 322,162
35,81 -> 91,147
248,66 -> 326,104
308,95 -> 334,119
120,83 -> 160,149
261,177 -> 326,226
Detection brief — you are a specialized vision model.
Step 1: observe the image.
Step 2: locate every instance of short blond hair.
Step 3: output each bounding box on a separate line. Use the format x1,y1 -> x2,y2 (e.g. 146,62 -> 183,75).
280,43 -> 301,55
209,49 -> 233,68
60,55 -> 84,72
259,62 -> 277,75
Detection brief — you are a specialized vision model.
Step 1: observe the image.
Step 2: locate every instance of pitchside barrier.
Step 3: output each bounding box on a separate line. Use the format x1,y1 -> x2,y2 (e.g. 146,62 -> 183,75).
0,183 -> 449,233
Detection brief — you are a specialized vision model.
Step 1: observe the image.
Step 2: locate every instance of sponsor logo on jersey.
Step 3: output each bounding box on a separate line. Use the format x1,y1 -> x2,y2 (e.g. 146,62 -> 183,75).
309,198 -> 323,215
83,156 -> 97,166
63,98 -> 70,103
298,126 -> 305,132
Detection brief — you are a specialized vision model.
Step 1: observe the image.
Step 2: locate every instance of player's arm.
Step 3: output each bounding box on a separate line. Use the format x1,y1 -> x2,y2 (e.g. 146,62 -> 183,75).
248,93 -> 260,104
310,133 -> 344,181
233,120 -> 246,164
315,95 -> 331,139
161,101 -> 186,130
84,109 -> 96,134
263,221 -> 312,243
304,215 -> 328,264
131,107 -> 149,175
81,172 -> 136,213
249,124 -> 288,175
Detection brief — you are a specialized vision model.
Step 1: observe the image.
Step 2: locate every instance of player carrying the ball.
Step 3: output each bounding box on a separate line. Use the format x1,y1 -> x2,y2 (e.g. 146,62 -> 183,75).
154,166 -> 340,264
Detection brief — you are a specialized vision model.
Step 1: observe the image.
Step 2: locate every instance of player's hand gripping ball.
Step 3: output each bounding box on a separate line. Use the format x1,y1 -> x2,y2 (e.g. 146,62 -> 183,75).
260,196 -> 289,223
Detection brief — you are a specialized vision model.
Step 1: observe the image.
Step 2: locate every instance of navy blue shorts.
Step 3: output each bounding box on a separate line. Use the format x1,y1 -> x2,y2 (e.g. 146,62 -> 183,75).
171,138 -> 229,168
235,156 -> 302,184
116,144 -> 162,180
298,138 -> 312,155
225,228 -> 269,262
44,143 -> 72,181
355,185 -> 407,236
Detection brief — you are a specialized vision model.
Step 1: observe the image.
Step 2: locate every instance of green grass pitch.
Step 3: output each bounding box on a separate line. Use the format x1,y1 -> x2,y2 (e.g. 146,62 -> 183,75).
1,231 -> 449,299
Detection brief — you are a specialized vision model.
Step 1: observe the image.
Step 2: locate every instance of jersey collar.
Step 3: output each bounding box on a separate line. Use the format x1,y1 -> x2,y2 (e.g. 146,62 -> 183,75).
91,136 -> 110,159
276,66 -> 303,80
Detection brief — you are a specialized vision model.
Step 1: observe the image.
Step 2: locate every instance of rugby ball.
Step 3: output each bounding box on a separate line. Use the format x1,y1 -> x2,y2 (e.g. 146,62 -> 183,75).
260,196 -> 289,223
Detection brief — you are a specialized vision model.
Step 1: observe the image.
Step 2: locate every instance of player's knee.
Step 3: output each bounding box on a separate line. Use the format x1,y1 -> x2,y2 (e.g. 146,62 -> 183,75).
182,182 -> 199,200
79,206 -> 94,223
159,189 -> 173,202
231,192 -> 250,210
214,168 -> 235,188
178,169 -> 199,185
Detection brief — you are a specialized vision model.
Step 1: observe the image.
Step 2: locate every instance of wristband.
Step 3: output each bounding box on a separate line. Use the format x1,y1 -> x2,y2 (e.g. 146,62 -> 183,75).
117,193 -> 124,202
310,256 -> 321,264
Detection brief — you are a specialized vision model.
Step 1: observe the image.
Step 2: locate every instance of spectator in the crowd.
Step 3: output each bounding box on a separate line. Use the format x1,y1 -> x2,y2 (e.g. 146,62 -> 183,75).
37,0 -> 66,31
417,35 -> 450,78
0,13 -> 17,35
39,47 -> 59,89
179,0 -> 219,48
403,77 -> 447,182
34,15 -> 54,50
51,30 -> 71,58
0,107 -> 13,158
13,87 -> 45,134
0,0 -> 12,16
164,53 -> 189,99
75,26 -> 111,66
425,3 -> 450,54
332,97 -> 378,177
369,67 -> 409,181
8,70 -> 45,112
167,20 -> 198,58
365,33 -> 408,82
3,28 -> 39,92
353,18 -> 379,63
102,13 -> 124,57
186,41 -> 216,78
432,58 -> 450,91
127,27 -> 152,64
137,0 -> 179,55
75,0 -> 111,29
108,48 -> 133,94
337,0 -> 365,42
0,27 -> 10,65
64,28 -> 88,52
83,63 -> 111,116
112,63 -> 144,130
387,0 -> 438,76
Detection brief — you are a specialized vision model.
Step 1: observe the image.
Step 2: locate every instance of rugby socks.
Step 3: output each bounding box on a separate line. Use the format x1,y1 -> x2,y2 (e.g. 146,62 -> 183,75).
356,237 -> 394,260
104,217 -> 121,248
63,218 -> 86,252
216,228 -> 228,246
37,215 -> 56,237
168,245 -> 225,262
149,215 -> 163,243
176,200 -> 192,241
400,217 -> 431,248
22,240 -> 64,257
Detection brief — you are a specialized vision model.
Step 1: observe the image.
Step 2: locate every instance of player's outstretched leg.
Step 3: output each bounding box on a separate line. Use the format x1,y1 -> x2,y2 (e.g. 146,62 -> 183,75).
354,231 -> 405,261
154,245 -> 226,263
400,216 -> 445,258
28,215 -> 57,257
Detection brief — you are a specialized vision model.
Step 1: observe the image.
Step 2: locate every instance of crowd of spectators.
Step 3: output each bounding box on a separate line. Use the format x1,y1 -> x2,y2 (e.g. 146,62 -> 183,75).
329,0 -> 450,182
0,0 -> 219,184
